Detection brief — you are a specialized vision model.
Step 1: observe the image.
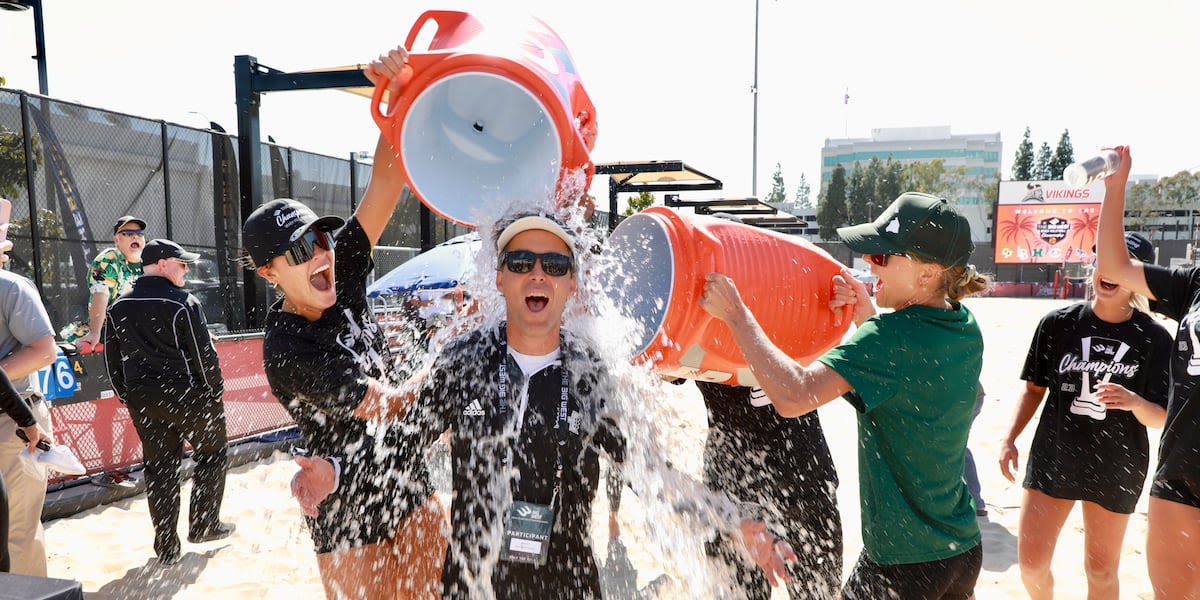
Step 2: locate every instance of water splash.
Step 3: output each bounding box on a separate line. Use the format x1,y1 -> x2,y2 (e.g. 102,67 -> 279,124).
391,172 -> 757,597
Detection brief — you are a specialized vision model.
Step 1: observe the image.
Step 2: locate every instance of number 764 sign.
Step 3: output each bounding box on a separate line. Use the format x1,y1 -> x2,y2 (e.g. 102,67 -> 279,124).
32,349 -> 82,401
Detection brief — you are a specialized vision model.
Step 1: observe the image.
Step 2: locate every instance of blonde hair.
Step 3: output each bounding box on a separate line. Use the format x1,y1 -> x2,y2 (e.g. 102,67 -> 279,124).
941,264 -> 991,301
910,254 -> 990,301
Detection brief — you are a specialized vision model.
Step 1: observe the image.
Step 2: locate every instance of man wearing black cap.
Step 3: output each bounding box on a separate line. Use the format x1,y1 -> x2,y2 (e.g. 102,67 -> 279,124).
104,238 -> 232,566
79,215 -> 147,353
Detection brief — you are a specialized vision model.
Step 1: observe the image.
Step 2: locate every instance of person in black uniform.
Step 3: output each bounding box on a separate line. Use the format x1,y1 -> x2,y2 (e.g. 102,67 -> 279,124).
693,381 -> 842,599
410,213 -> 624,598
104,238 -> 232,566
242,47 -> 446,600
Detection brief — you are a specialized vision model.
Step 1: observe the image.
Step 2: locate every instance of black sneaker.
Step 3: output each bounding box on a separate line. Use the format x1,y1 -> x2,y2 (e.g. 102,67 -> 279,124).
188,522 -> 236,543
158,552 -> 182,567
92,472 -> 136,489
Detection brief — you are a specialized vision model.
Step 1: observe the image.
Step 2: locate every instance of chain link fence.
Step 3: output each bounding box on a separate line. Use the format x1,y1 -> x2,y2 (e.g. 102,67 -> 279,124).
0,87 -> 468,335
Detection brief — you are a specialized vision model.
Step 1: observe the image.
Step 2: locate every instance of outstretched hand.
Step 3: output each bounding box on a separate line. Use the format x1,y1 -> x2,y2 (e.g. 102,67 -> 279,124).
739,519 -> 797,587
291,454 -> 336,518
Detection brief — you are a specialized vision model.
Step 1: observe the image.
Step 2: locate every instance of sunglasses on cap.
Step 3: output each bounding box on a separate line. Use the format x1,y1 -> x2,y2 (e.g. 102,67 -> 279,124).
283,229 -> 334,266
500,250 -> 574,277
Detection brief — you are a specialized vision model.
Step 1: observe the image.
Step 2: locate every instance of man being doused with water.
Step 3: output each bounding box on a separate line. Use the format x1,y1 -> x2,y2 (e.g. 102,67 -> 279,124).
301,212 -> 795,597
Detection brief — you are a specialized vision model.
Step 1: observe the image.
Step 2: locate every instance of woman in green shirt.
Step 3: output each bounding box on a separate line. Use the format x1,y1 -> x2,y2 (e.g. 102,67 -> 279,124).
702,192 -> 989,600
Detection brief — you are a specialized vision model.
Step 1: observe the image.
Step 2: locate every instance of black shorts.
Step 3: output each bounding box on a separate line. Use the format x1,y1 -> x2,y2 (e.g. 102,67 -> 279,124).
1151,477 -> 1200,509
842,542 -> 982,600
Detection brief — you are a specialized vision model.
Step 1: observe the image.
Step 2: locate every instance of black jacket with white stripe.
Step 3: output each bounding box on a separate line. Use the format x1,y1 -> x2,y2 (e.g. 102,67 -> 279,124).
104,275 -> 223,401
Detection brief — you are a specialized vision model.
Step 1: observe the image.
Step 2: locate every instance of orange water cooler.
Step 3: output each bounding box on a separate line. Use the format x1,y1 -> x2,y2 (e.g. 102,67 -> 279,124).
371,10 -> 598,227
602,207 -> 852,387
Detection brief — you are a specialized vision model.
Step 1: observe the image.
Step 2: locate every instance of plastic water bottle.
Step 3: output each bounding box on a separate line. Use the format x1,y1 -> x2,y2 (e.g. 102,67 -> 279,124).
1063,150 -> 1121,187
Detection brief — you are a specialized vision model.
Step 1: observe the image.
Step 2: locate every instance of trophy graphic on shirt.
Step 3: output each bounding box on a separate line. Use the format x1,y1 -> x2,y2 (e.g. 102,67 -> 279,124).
1185,312 -> 1200,376
1070,336 -> 1129,421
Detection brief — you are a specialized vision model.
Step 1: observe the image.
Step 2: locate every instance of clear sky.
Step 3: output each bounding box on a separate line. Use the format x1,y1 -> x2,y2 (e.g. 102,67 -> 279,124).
2,0 -> 1198,210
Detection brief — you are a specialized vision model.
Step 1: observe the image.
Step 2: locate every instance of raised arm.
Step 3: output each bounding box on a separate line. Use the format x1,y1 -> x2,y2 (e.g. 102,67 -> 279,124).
355,46 -> 412,246
699,273 -> 852,417
1095,145 -> 1154,299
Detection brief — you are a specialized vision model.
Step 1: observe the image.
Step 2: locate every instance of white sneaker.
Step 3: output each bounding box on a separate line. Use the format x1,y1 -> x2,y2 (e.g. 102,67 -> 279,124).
36,444 -> 87,475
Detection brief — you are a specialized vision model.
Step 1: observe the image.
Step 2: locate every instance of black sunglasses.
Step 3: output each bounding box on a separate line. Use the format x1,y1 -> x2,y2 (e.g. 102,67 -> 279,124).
117,229 -> 145,237
500,250 -> 574,277
865,253 -> 906,267
284,229 -> 334,266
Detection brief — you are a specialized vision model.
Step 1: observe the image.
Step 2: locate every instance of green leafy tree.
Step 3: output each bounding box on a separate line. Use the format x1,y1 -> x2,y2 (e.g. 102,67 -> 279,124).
793,173 -> 812,210
846,163 -> 867,224
765,162 -> 787,205
622,190 -> 655,216
817,165 -> 848,240
1126,170 -> 1200,230
1013,127 -> 1034,181
877,158 -> 903,208
7,207 -> 63,283
0,125 -> 40,199
902,160 -> 958,198
1048,129 -> 1075,180
1034,142 -> 1053,181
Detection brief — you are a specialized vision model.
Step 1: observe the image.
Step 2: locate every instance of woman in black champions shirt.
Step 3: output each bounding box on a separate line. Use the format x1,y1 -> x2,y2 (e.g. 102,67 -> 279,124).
241,48 -> 446,600
1097,145 -> 1200,598
1000,235 -> 1169,599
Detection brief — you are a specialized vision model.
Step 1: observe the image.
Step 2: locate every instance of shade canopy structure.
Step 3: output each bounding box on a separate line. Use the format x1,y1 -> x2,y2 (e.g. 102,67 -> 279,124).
596,160 -> 724,232
367,233 -> 481,298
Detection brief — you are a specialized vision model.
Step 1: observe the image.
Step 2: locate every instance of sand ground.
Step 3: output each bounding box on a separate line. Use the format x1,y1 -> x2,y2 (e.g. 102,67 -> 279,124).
41,297 -> 1165,599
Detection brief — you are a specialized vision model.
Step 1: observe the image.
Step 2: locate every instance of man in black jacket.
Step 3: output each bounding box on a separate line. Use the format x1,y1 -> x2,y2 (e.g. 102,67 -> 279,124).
104,239 -> 233,566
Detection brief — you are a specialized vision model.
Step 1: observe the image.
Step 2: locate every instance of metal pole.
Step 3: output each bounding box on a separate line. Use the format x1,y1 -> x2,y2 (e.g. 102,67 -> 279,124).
31,0 -> 46,95
751,0 -> 759,197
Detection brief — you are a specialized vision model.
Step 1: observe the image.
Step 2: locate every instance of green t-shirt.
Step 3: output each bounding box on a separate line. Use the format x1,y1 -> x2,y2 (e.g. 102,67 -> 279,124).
818,302 -> 982,564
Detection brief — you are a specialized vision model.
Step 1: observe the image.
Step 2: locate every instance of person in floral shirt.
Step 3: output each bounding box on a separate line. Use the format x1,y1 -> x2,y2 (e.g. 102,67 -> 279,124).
78,215 -> 146,351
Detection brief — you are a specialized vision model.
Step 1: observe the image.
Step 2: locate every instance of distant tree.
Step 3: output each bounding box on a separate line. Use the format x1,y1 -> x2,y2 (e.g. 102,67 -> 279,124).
793,173 -> 812,210
0,125 -> 41,199
7,207 -> 63,283
877,158 -> 903,207
1034,142 -> 1053,181
1126,170 -> 1200,230
765,162 -> 787,205
1048,129 -> 1075,180
622,190 -> 655,216
817,164 -> 848,240
1013,127 -> 1034,181
846,163 -> 869,224
902,160 -> 957,199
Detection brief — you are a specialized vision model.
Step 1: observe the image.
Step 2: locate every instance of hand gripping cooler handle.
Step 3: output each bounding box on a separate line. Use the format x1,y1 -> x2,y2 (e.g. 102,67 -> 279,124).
371,10 -> 485,157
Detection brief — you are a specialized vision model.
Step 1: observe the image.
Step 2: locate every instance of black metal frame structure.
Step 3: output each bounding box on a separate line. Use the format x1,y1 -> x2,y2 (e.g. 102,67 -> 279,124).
595,160 -> 724,232
233,55 -> 436,328
595,159 -> 807,234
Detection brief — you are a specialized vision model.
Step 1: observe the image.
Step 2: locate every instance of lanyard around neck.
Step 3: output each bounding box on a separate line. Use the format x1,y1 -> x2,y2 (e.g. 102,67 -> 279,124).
497,324 -> 569,504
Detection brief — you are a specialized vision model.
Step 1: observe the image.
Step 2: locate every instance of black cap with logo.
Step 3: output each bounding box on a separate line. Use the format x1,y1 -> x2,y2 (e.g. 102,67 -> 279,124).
241,199 -> 345,268
836,192 -> 975,267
